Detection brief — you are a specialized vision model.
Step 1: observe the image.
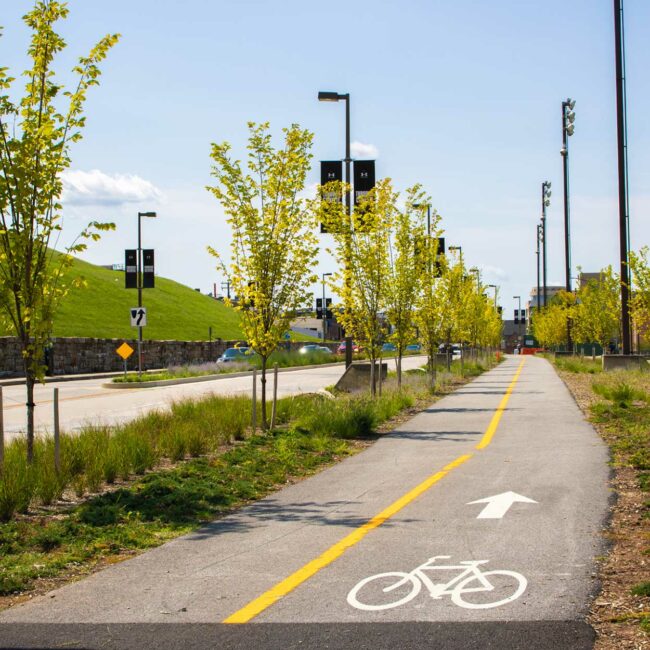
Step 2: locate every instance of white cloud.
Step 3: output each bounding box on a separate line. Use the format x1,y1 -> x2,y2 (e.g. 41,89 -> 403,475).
351,141 -> 379,159
61,169 -> 163,206
482,265 -> 509,282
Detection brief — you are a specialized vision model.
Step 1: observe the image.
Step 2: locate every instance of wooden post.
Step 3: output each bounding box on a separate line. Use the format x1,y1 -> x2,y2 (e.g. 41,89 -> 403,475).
54,388 -> 60,473
252,369 -> 257,433
0,387 -> 4,475
270,363 -> 279,430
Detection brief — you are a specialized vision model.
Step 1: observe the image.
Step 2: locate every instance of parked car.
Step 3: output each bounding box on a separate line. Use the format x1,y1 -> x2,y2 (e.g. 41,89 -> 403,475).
405,343 -> 422,353
382,342 -> 397,353
317,346 -> 333,355
336,341 -> 360,354
298,344 -> 324,354
217,347 -> 250,363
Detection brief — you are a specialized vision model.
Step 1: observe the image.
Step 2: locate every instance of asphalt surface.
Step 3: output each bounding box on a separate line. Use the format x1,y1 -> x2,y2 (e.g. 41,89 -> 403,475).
1,356 -> 427,442
0,356 -> 610,649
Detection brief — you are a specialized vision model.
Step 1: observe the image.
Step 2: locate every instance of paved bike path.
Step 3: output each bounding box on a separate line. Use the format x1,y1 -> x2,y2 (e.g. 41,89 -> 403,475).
0,356 -> 610,648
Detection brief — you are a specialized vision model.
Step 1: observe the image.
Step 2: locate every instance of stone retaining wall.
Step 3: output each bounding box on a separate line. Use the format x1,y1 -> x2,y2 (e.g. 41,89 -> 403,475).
0,337 -> 339,378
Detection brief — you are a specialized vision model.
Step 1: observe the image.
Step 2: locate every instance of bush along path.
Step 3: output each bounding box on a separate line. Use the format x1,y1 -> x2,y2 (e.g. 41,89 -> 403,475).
551,357 -> 650,648
0,356 -> 498,609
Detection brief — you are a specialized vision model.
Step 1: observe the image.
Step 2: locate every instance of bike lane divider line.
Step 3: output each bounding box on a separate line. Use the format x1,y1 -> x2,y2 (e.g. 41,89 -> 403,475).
223,454 -> 473,624
475,358 -> 525,451
223,358 -> 525,625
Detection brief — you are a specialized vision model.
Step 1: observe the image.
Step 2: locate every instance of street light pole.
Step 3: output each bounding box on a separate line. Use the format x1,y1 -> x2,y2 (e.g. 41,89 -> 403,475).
318,90 -> 353,367
561,99 -> 576,352
541,181 -> 551,308
536,223 -> 542,316
322,272 -> 332,343
137,211 -> 156,377
487,284 -> 498,308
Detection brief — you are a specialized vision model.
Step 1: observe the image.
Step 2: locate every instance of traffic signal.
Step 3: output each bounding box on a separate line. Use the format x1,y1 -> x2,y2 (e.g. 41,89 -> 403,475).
316,298 -> 323,319
142,249 -> 155,288
125,249 -> 137,289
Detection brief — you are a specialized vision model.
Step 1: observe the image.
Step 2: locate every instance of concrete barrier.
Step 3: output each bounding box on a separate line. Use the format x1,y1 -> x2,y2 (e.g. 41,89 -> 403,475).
602,355 -> 647,372
335,361 -> 388,392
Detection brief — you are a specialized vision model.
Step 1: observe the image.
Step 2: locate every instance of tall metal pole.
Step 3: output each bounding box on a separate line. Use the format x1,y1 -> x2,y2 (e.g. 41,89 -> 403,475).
561,112 -> 572,295
614,0 -> 631,354
541,184 -> 548,308
343,94 -> 353,368
536,224 -> 541,315
137,212 -> 143,377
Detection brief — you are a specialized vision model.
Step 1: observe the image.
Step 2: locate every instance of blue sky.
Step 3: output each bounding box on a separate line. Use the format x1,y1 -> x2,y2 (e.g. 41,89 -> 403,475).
2,0 -> 649,320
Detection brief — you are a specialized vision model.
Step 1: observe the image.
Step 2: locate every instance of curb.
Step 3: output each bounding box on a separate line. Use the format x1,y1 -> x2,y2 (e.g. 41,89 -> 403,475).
101,360 -> 352,389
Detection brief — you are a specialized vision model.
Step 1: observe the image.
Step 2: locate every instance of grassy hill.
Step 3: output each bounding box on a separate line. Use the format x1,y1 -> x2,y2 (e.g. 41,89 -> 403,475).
1,257 -> 244,341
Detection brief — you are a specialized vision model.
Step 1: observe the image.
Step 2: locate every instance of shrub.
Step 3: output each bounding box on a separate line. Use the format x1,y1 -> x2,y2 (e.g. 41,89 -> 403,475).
0,444 -> 34,521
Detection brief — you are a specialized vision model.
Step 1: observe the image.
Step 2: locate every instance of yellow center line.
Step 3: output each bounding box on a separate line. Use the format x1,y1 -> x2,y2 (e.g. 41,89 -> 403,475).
223,357 -> 527,624
3,391 -> 115,410
475,357 -> 526,450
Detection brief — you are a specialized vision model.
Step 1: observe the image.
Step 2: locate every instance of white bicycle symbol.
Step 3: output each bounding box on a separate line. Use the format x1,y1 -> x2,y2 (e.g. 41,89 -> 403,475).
347,555 -> 527,611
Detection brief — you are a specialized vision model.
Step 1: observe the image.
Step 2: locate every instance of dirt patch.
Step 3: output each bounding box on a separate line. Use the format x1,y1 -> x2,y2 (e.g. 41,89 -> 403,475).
558,369 -> 650,649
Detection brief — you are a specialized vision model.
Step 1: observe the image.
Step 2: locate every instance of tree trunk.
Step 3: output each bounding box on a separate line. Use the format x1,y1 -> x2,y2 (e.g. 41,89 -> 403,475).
260,356 -> 268,430
370,357 -> 376,398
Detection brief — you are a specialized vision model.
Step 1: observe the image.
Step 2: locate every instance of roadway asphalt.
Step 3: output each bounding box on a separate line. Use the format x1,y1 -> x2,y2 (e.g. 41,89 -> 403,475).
1,356 -> 427,442
0,356 -> 610,649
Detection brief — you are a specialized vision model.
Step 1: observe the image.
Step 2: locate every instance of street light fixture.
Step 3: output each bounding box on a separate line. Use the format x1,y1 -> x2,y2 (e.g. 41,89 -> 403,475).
562,98 -> 576,352
487,284 -> 498,308
448,245 -> 462,264
318,90 -> 353,367
136,211 -> 157,376
321,272 -> 332,343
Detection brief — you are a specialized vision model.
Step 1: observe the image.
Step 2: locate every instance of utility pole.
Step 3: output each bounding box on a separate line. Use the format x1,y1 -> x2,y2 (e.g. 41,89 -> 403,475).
541,182 -> 551,309
536,223 -> 542,316
614,0 -> 632,354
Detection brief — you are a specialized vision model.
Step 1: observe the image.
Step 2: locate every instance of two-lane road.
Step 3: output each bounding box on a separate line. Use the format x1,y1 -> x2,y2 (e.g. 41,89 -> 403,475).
0,356 -> 610,649
2,356 -> 427,442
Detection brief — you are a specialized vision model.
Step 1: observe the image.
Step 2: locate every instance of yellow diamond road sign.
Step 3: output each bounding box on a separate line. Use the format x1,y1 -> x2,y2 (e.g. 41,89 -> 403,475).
116,342 -> 134,360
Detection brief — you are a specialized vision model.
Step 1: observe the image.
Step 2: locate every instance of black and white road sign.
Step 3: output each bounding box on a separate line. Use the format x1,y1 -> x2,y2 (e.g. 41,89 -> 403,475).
130,307 -> 147,327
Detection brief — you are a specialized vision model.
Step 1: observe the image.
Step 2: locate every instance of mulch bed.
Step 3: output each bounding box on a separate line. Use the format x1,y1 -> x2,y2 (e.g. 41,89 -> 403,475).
558,369 -> 650,649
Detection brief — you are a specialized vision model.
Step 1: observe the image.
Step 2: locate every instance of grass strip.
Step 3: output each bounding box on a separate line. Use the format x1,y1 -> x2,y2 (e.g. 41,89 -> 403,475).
0,356 -> 497,604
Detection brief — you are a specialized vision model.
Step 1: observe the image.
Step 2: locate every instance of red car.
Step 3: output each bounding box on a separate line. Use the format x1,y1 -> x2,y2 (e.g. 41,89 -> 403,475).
336,341 -> 360,354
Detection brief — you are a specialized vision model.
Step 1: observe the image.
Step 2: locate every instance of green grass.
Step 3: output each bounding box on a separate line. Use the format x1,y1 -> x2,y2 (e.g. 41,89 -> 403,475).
553,356 -> 603,374
0,356 -> 498,599
0,255 -> 243,341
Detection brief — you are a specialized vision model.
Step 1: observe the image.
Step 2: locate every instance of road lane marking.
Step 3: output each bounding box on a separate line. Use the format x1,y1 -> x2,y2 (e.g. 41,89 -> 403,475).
223,454 -> 473,623
475,358 -> 525,450
467,491 -> 537,519
3,391 -> 117,410
222,358 -> 525,623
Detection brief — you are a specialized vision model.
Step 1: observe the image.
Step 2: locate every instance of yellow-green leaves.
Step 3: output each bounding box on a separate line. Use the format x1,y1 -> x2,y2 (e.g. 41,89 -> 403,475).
207,122 -> 318,426
0,0 -> 119,460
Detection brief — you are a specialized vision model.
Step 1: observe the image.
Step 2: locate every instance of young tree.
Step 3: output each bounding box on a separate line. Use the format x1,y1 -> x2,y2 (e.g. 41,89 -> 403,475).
325,179 -> 393,397
385,186 -> 427,388
573,266 -> 620,351
532,292 -> 575,350
412,210 -> 445,388
0,2 -> 118,461
629,248 -> 650,343
207,122 -> 318,428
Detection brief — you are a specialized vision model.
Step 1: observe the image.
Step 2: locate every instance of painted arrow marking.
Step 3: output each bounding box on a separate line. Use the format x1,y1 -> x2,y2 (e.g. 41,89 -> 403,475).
467,491 -> 537,519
